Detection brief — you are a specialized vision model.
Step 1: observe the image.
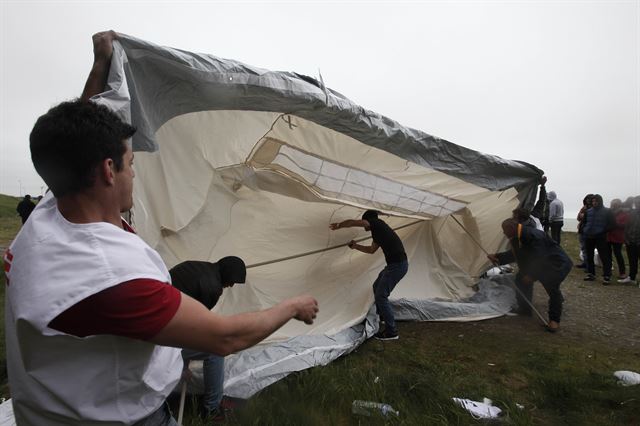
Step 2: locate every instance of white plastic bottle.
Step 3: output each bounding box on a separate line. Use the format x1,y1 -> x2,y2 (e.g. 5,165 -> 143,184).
352,400 -> 400,417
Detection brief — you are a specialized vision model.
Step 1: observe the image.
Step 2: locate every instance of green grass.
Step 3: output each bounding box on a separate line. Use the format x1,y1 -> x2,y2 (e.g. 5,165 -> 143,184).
0,194 -> 21,246
0,194 -> 21,218
175,325 -> 639,425
0,194 -> 21,398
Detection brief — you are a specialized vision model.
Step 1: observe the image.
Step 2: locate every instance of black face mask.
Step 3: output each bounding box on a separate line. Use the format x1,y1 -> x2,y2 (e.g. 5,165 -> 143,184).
218,256 -> 246,284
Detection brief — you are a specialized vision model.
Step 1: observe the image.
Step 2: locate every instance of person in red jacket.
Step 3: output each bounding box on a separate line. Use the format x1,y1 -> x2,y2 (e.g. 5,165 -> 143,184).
608,199 -> 629,282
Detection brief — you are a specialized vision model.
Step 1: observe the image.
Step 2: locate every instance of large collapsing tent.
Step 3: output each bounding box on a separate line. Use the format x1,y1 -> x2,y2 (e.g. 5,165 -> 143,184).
95,34 -> 543,398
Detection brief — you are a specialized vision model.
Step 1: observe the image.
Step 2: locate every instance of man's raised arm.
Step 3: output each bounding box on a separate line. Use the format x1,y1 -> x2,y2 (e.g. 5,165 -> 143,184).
329,219 -> 368,230
80,30 -> 117,102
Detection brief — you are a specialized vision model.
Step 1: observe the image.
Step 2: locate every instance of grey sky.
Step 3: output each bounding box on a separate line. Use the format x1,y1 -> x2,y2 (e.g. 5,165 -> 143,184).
1,1 -> 638,219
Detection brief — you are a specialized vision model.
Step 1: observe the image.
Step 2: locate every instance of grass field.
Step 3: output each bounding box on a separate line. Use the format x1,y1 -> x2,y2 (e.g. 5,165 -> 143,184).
0,194 -> 21,398
1,198 -> 638,425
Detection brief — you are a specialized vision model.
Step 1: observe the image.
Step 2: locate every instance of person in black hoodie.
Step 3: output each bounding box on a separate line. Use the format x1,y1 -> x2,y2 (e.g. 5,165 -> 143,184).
488,219 -> 572,332
16,195 -> 36,224
582,194 -> 613,284
169,256 -> 246,421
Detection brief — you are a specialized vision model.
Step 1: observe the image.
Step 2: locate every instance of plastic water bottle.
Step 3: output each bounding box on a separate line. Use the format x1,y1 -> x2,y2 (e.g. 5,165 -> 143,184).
352,400 -> 400,417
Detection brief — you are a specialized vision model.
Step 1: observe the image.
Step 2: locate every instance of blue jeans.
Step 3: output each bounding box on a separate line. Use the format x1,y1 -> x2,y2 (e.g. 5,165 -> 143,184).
372,260 -> 408,335
182,349 -> 225,413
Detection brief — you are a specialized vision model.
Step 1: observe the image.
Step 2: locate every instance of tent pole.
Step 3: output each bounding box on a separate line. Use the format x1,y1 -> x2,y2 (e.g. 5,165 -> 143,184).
246,220 -> 423,269
177,361 -> 189,425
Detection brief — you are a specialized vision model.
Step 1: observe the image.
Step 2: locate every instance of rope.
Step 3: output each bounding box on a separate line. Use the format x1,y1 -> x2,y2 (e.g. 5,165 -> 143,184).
246,220 -> 423,269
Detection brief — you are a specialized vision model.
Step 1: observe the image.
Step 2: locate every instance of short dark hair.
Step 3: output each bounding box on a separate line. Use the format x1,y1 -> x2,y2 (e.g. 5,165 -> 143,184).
30,100 -> 136,197
362,210 -> 379,222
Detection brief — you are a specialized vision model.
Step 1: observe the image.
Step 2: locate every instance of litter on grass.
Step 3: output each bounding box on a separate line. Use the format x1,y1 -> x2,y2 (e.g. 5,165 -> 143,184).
614,371 -> 640,386
452,397 -> 502,419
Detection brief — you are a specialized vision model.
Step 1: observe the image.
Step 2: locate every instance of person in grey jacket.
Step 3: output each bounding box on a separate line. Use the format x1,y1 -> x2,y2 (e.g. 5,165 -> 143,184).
547,191 -> 564,244
583,194 -> 613,283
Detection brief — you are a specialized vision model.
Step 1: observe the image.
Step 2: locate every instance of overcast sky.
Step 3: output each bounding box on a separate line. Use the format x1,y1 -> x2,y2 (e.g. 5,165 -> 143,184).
1,1 -> 638,219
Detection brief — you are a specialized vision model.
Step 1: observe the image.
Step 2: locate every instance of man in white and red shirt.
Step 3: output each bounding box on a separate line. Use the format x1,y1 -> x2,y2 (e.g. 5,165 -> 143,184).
4,31 -> 319,426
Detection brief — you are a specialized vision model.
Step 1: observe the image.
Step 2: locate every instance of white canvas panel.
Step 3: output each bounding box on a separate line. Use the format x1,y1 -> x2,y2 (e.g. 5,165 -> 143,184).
273,153 -> 318,184
372,189 -> 400,206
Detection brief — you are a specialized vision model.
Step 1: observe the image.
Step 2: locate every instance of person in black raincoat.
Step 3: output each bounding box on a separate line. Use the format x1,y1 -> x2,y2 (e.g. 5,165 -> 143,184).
16,195 -> 36,224
488,219 -> 572,332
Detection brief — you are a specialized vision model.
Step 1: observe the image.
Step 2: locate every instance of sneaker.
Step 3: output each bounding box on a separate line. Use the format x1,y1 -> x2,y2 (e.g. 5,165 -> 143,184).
575,263 -> 586,269
545,320 -> 560,333
603,276 -> 611,285
618,276 -> 632,283
374,330 -> 399,341
583,274 -> 595,281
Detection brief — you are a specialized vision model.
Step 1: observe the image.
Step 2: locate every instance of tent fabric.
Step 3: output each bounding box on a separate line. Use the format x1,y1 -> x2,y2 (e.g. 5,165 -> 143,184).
92,33 -> 542,398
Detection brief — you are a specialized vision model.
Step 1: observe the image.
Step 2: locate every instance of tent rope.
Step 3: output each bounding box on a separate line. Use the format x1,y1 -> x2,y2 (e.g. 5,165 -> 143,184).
246,220 -> 423,269
450,215 -> 549,327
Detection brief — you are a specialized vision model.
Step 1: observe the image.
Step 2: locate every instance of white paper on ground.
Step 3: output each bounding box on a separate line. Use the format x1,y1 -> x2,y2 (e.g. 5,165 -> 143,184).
614,371 -> 640,386
452,397 -> 502,419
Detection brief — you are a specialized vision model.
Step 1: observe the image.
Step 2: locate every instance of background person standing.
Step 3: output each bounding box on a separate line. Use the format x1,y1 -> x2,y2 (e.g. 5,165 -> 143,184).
608,199 -> 629,281
16,194 -> 35,224
623,196 -> 640,286
583,194 -> 613,284
548,191 -> 564,244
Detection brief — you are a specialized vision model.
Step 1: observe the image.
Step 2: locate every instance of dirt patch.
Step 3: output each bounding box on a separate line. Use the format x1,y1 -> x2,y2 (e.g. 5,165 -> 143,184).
533,265 -> 640,350
399,264 -> 640,355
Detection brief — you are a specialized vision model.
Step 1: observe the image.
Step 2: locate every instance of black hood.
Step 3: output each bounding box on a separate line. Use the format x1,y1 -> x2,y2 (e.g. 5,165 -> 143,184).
218,256 -> 246,284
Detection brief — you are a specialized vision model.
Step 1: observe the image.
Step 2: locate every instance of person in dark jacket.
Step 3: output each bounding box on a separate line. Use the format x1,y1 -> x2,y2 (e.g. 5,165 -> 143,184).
624,196 -> 640,286
330,210 -> 408,341
582,194 -> 613,283
488,218 -> 572,332
16,195 -> 36,224
169,256 -> 246,421
576,194 -> 594,268
608,199 -> 629,281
